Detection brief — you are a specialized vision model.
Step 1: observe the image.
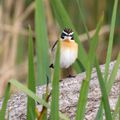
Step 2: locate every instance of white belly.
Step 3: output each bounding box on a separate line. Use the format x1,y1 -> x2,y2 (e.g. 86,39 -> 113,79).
60,48 -> 77,68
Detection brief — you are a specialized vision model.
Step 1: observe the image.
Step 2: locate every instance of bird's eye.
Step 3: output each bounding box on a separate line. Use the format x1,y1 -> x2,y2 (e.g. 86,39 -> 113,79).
70,35 -> 74,40
61,32 -> 66,39
61,35 -> 64,39
71,37 -> 74,40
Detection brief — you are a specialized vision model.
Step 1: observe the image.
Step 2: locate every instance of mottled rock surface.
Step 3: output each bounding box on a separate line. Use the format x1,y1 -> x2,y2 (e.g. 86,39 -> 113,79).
0,61 -> 120,120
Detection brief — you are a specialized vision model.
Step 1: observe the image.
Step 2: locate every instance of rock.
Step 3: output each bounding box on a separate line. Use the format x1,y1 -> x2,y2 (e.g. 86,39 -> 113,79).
0,61 -> 120,120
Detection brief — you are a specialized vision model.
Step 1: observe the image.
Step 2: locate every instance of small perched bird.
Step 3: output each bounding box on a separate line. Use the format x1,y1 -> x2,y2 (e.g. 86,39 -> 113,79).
50,28 -> 78,71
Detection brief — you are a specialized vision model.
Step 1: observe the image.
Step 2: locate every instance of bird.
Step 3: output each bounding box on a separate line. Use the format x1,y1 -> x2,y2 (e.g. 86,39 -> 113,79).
50,28 -> 78,76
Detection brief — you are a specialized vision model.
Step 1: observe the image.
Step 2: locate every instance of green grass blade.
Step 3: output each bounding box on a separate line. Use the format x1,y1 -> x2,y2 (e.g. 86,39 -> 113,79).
106,53 -> 120,93
76,0 -> 90,40
50,0 -> 74,29
9,79 -> 69,120
50,40 -> 60,120
95,1 -> 119,116
0,83 -> 11,120
95,103 -> 103,120
59,112 -> 69,120
88,15 -> 104,64
39,81 -> 49,120
112,95 -> 120,120
35,0 -> 50,85
27,26 -> 36,120
95,59 -> 112,120
76,80 -> 89,120
104,0 -> 118,81
119,99 -> 120,120
73,59 -> 85,73
50,0 -> 88,71
10,80 -> 69,120
76,16 -> 103,120
95,53 -> 120,119
16,36 -> 24,64
9,79 -> 49,108
86,14 -> 103,81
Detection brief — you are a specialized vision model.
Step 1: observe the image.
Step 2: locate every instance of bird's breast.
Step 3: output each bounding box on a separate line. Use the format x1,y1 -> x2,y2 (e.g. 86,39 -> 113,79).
60,41 -> 78,68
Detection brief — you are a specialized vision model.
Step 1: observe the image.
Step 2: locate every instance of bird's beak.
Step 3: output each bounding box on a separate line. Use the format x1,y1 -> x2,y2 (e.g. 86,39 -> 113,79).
68,36 -> 72,40
64,36 -> 71,41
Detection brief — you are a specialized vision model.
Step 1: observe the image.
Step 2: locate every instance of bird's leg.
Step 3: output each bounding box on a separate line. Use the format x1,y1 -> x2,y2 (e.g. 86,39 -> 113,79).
67,66 -> 75,78
67,74 -> 75,78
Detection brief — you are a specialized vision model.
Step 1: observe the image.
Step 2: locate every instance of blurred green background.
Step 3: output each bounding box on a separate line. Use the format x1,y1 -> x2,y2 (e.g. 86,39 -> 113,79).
0,0 -> 120,83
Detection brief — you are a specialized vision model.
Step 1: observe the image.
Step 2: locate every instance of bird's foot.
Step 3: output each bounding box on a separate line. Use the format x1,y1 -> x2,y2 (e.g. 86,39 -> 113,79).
49,64 -> 54,69
67,74 -> 76,78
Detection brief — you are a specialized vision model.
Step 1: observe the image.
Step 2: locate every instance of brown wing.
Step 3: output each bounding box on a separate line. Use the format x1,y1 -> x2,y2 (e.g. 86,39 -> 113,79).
51,40 -> 58,51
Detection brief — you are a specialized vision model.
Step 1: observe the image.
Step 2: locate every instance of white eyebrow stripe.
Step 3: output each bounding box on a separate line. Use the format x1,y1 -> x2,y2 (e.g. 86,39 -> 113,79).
63,31 -> 69,35
69,32 -> 74,35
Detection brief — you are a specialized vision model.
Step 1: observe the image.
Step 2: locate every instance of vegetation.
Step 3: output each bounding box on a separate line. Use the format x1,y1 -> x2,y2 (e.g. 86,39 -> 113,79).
0,0 -> 120,119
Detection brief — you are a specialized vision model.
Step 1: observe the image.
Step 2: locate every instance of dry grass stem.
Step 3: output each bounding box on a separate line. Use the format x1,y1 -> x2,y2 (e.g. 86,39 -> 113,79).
0,24 -> 110,42
80,25 -> 110,42
2,0 -> 14,67
10,0 -> 24,67
0,24 -> 35,37
16,2 -> 35,22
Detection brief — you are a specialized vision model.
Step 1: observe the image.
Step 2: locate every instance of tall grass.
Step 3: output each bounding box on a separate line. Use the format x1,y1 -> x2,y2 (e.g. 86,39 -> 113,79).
50,40 -> 60,120
95,0 -> 119,119
95,58 -> 112,120
0,83 -> 11,120
27,26 -> 36,120
76,15 -> 103,120
104,0 -> 118,82
0,0 -> 120,120
35,0 -> 50,85
76,0 -> 90,40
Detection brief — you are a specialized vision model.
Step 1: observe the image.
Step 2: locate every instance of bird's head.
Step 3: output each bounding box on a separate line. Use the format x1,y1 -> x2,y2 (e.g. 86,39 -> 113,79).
60,28 -> 74,41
